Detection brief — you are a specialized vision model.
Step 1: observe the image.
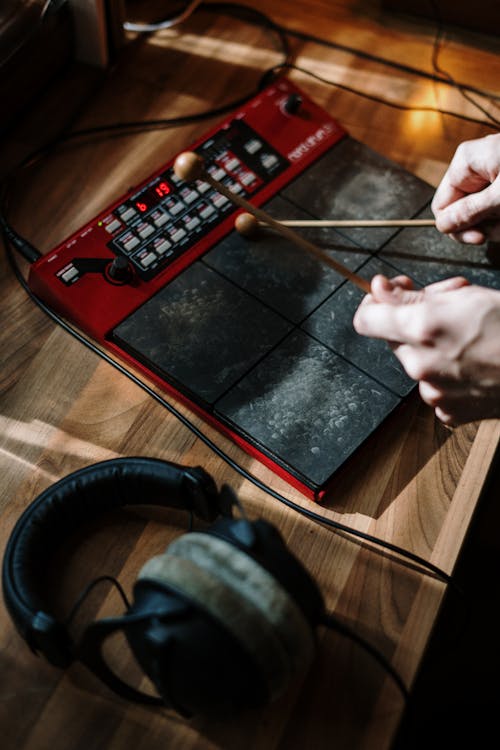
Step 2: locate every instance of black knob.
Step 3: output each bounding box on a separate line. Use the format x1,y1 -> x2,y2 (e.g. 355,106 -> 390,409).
283,94 -> 303,114
107,256 -> 131,282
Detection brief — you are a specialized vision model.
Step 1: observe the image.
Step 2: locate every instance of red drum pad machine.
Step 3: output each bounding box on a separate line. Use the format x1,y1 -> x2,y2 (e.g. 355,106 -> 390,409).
28,78 -> 500,500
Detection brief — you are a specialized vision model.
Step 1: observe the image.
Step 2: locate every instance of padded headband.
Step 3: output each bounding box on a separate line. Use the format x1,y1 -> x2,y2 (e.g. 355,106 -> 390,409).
2,457 -> 223,665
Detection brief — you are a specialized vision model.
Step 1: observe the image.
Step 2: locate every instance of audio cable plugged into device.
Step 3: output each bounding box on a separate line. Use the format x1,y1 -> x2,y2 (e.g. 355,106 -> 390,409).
0,213 -> 41,264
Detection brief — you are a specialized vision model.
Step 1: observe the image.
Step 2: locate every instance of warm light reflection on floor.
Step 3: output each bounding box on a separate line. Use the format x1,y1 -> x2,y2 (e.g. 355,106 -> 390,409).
401,105 -> 443,137
0,446 -> 58,482
145,30 -> 281,67
399,81 -> 451,138
398,78 -> 496,138
145,30 -> 495,138
0,415 -> 120,463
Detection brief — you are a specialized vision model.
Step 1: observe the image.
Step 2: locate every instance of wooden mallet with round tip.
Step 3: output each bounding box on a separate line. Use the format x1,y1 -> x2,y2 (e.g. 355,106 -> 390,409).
234,212 -> 435,235
173,151 -> 371,293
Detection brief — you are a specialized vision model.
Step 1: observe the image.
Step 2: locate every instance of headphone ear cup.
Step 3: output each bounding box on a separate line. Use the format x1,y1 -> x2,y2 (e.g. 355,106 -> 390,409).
129,531 -> 316,715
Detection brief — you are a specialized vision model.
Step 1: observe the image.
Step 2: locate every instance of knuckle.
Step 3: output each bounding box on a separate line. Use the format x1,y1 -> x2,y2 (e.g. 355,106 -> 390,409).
461,193 -> 484,223
407,310 -> 438,346
455,140 -> 468,157
431,194 -> 440,213
454,139 -> 474,161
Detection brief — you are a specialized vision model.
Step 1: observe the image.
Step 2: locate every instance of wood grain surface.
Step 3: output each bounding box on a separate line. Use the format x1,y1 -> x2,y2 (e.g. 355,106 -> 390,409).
1,2 -> 499,748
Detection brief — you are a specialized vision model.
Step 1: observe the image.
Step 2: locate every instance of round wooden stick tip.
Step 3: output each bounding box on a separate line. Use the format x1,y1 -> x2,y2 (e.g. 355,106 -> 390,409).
235,212 -> 260,237
173,151 -> 205,182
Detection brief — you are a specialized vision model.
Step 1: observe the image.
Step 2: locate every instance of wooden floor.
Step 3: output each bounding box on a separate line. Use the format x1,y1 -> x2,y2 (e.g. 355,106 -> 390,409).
1,2 -> 499,748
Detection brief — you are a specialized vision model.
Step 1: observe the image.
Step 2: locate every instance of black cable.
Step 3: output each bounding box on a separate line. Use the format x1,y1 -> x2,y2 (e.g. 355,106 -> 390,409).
428,0 -> 500,128
18,93 -> 268,171
0,1 -> 477,702
321,613 -> 409,702
205,2 -> 498,130
1,0 -> 481,589
124,0 -> 204,32
0,212 -> 41,263
14,6 -> 291,173
65,575 -> 131,627
12,0 -> 497,178
122,1 -> 500,131
125,1 -> 292,64
62,562 -> 410,703
267,62 -> 499,130
14,65 -> 497,181
211,1 -> 500,103
124,0 -> 500,106
1,224 -> 455,588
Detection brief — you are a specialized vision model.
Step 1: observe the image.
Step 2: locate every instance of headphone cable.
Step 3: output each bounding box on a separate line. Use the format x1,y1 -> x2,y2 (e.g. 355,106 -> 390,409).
64,575 -> 131,628
321,612 -> 409,702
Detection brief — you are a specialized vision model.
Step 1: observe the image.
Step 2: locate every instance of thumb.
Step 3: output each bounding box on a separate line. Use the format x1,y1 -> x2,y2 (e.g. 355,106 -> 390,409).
370,274 -> 421,305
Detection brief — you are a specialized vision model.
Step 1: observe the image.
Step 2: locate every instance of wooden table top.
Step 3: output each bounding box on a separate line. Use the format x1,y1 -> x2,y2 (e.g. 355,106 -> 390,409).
1,2 -> 499,748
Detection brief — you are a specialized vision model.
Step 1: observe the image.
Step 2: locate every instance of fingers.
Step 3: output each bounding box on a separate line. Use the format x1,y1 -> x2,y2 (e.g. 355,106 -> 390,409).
392,343 -> 463,382
431,134 -> 500,244
432,161 -> 488,216
434,183 -> 500,235
431,135 -> 500,211
354,276 -> 470,346
419,380 -> 468,407
354,302 -> 442,347
419,378 -> 500,425
368,274 -> 468,304
448,227 -> 488,245
419,381 -> 463,426
424,276 -> 470,294
439,216 -> 500,245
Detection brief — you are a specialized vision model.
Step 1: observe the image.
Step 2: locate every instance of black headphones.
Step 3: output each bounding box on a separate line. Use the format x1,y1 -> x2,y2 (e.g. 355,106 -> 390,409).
2,457 -> 325,718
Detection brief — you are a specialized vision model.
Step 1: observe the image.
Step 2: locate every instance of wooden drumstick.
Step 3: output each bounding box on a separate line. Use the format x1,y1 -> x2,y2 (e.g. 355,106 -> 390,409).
174,152 -> 372,294
235,213 -> 435,232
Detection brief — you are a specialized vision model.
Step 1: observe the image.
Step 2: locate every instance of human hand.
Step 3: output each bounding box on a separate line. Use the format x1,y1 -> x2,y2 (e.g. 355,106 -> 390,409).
431,133 -> 500,244
353,274 -> 500,425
